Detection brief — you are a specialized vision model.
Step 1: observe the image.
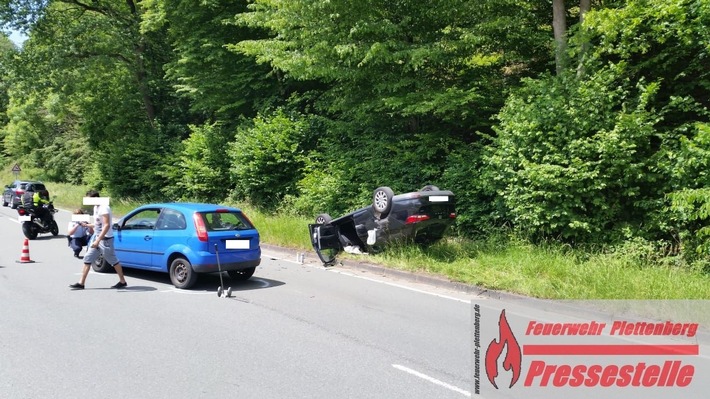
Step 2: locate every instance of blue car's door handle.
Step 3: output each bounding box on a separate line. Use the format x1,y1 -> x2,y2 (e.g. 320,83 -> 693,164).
144,236 -> 152,241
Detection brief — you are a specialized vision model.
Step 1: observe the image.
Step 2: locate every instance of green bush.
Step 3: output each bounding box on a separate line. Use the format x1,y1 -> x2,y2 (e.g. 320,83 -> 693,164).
440,143 -> 500,236
282,159 -> 365,218
98,131 -> 174,200
487,70 -> 662,242
161,123 -> 233,202
667,123 -> 710,258
227,109 -> 309,208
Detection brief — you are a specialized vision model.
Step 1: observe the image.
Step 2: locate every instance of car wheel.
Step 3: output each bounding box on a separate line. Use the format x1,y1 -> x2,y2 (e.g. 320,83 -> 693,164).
315,213 -> 332,224
372,186 -> 394,218
2,198 -> 7,207
92,254 -> 113,273
169,257 -> 198,289
228,267 -> 256,281
11,202 -> 17,209
420,185 -> 440,191
366,244 -> 385,254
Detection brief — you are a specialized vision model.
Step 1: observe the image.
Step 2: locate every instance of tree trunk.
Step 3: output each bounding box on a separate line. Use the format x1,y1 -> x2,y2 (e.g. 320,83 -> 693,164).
134,39 -> 156,124
577,0 -> 592,77
126,0 -> 156,125
552,0 -> 567,75
579,0 -> 591,17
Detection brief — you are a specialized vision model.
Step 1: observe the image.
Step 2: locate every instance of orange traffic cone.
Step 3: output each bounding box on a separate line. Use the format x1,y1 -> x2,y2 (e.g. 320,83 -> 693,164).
16,238 -> 35,263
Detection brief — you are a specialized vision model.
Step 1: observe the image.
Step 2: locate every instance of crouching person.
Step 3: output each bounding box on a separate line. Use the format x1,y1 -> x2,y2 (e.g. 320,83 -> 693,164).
67,209 -> 93,258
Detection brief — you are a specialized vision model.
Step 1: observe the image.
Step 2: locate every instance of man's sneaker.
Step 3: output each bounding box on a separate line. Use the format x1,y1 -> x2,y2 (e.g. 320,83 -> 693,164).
69,283 -> 84,290
111,281 -> 127,289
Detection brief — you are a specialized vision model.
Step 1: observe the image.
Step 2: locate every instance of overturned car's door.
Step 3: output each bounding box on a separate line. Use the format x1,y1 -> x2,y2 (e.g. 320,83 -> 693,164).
309,223 -> 343,265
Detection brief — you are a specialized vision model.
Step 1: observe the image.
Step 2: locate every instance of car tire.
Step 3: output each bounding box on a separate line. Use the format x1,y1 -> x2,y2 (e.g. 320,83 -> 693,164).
11,202 -> 17,209
2,198 -> 7,207
372,186 -> 394,218
169,257 -> 198,289
315,213 -> 332,225
420,185 -> 440,191
366,244 -> 385,254
228,267 -> 256,281
92,254 -> 113,273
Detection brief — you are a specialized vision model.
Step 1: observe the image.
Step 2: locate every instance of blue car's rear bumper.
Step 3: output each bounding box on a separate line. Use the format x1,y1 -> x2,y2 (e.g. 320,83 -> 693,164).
190,251 -> 261,273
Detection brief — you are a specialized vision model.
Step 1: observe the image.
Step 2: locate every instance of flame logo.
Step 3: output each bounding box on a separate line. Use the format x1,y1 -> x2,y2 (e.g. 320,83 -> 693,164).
485,309 -> 522,389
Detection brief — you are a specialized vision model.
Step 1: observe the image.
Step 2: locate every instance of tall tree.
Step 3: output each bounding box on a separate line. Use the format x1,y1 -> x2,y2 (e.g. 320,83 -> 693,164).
552,0 -> 568,75
488,0 -> 710,245
576,0 -> 592,77
235,0 -> 553,140
1,1 -> 164,124
141,0 -> 280,127
0,33 -> 15,155
0,0 -> 188,195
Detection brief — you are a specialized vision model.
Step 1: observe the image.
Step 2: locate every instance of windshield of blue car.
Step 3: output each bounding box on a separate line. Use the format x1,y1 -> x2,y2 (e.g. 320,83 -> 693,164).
201,211 -> 254,231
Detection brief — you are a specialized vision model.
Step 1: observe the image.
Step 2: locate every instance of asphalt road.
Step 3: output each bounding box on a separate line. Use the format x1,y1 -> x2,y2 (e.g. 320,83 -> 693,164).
0,204 -> 477,399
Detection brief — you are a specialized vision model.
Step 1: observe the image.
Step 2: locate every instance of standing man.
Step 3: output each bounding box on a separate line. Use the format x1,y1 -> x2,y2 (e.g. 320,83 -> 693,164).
69,190 -> 128,290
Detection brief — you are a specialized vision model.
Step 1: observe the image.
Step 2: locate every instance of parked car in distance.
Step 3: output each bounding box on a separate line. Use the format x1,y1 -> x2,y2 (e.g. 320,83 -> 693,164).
92,203 -> 261,289
309,185 -> 456,265
2,180 -> 50,209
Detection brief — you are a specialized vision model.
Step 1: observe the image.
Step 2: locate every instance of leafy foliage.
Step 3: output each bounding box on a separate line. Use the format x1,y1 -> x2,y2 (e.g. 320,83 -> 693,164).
97,130 -> 175,199
228,109 -> 309,208
234,0 -> 552,139
488,70 -> 663,242
0,34 -> 15,155
668,123 -> 710,255
142,0 -> 278,125
440,142 -> 500,236
0,0 -> 709,266
161,123 -> 233,202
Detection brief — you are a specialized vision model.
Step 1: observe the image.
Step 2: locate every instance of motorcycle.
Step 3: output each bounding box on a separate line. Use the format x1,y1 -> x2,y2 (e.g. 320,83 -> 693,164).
17,202 -> 59,240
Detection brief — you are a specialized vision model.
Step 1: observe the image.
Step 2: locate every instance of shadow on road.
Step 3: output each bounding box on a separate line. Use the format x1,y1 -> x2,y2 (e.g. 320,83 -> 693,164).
96,267 -> 284,294
26,235 -> 69,242
72,285 -> 158,292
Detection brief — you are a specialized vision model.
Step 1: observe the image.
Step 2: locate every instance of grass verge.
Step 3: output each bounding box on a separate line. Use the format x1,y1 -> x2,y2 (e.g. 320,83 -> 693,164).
233,203 -> 710,300
4,172 -> 708,299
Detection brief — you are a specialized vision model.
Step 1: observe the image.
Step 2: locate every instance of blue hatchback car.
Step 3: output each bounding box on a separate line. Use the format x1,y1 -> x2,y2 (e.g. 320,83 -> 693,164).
92,203 -> 261,289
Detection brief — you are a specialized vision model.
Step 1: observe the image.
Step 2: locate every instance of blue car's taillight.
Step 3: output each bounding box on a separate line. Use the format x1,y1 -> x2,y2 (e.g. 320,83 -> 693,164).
193,212 -> 209,242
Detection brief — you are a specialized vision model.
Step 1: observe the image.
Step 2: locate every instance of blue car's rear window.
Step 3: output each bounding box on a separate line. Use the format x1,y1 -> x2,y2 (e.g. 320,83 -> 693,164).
200,211 -> 254,232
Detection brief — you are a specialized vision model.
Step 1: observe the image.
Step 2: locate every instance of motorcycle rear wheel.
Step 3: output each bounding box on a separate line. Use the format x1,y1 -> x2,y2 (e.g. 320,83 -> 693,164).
22,222 -> 38,240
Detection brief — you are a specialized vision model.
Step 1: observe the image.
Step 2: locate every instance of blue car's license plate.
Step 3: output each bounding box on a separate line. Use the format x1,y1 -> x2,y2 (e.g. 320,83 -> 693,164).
225,239 -> 250,249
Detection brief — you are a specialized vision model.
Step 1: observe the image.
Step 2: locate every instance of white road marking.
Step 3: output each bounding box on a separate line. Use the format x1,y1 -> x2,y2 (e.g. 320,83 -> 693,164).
392,364 -> 471,397
329,268 -> 472,304
263,252 -> 473,304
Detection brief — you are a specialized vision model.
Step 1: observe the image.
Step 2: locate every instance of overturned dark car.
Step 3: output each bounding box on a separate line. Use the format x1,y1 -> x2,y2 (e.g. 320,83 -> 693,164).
309,186 -> 456,265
